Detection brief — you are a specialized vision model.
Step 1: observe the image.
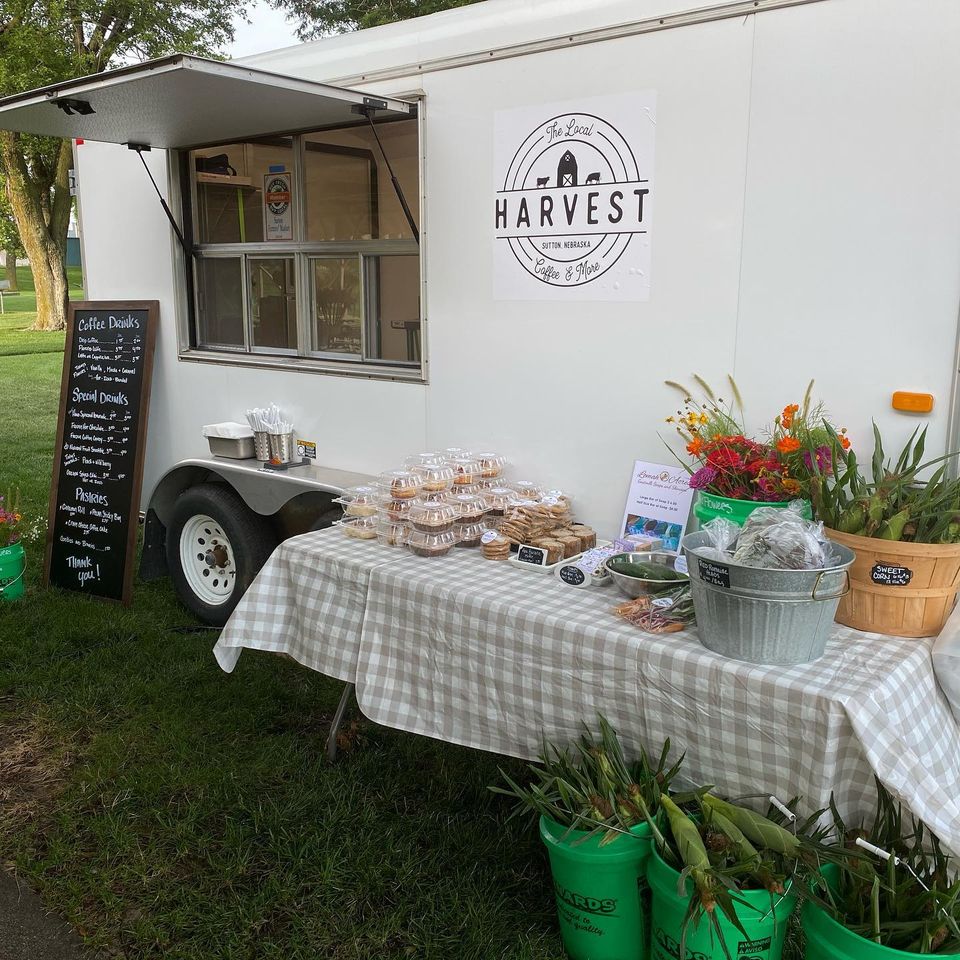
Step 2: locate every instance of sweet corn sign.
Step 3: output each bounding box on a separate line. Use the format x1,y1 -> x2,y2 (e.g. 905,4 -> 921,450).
493,92 -> 656,301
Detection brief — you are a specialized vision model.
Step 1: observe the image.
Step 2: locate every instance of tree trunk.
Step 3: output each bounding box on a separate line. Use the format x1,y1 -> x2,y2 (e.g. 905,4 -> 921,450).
3,249 -> 17,290
0,133 -> 71,331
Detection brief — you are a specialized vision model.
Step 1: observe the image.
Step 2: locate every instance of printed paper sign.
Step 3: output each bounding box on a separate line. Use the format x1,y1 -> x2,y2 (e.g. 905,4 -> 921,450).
619,460 -> 693,552
263,171 -> 293,241
493,92 -> 656,301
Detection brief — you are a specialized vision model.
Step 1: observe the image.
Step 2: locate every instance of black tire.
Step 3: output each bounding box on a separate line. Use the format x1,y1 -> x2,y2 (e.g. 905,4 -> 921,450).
166,484 -> 277,626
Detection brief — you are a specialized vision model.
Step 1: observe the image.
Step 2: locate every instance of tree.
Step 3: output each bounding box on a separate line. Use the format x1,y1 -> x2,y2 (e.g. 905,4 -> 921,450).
0,178 -> 24,291
268,0 -> 483,39
0,1 -> 241,330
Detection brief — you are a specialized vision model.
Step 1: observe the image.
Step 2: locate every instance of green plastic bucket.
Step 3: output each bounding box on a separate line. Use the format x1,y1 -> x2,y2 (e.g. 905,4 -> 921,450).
540,815 -> 654,960
648,846 -> 796,960
0,542 -> 24,601
802,867 -> 960,960
693,493 -> 812,528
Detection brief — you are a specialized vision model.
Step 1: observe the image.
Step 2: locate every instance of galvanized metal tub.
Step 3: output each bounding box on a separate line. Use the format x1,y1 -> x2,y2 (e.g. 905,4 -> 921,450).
681,530 -> 856,665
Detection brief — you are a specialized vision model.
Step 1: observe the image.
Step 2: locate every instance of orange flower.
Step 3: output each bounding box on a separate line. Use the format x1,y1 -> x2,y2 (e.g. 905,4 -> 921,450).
686,436 -> 705,457
839,434 -> 851,450
776,436 -> 801,454
780,403 -> 800,429
782,478 -> 801,495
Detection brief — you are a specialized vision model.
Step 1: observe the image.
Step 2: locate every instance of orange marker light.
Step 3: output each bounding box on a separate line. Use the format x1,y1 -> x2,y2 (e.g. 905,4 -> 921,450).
892,391 -> 934,414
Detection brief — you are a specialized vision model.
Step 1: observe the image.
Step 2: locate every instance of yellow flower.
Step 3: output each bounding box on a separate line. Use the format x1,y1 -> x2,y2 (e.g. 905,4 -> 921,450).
698,413 -> 708,424
665,416 -> 675,423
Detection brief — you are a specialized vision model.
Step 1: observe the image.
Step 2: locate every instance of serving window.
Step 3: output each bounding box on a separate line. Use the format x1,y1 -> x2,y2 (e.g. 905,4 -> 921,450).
185,113 -> 421,372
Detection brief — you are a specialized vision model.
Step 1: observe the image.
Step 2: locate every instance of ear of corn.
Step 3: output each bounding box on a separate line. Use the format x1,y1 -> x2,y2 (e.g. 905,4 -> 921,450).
702,794 -> 801,858
705,806 -> 759,863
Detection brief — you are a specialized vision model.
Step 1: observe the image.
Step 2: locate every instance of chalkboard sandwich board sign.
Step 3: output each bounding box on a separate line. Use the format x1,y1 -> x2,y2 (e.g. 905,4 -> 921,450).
44,301 -> 159,605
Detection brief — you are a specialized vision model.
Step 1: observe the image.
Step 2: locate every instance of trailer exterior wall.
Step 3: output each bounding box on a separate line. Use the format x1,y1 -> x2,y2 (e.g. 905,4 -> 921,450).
75,0 -> 960,536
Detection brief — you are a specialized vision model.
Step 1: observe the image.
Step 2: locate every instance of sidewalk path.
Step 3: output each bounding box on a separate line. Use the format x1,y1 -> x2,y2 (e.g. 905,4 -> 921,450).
0,871 -> 84,960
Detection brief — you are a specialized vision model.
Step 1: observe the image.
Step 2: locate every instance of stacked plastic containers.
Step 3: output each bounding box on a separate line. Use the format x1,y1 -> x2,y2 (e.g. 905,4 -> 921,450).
333,449 -> 586,561
332,484 -> 380,540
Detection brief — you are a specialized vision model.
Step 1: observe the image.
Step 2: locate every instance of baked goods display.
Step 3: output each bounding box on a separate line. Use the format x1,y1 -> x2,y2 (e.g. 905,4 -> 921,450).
407,529 -> 457,558
333,485 -> 380,517
334,447 -> 598,565
456,521 -> 486,548
474,452 -> 506,479
376,520 -> 408,547
409,501 -> 458,533
481,532 -> 512,561
446,493 -> 487,524
380,498 -> 413,523
419,463 -> 456,493
339,516 -> 378,540
378,469 -> 421,500
512,480 -> 543,501
448,457 -> 482,486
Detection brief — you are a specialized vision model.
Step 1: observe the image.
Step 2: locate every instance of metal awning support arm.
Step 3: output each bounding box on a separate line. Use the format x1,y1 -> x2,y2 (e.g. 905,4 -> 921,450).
128,143 -> 193,259
356,106 -> 420,246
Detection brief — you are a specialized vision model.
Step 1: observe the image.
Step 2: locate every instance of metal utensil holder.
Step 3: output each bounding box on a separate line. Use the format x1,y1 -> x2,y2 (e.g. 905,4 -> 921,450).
253,431 -> 271,462
268,431 -> 295,464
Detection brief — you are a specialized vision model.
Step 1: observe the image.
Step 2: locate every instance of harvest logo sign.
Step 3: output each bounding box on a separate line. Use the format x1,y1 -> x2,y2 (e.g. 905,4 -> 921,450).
494,92 -> 656,301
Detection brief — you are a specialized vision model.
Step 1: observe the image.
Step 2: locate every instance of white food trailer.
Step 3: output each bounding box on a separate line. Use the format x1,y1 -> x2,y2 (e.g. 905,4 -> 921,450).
1,0 -> 959,623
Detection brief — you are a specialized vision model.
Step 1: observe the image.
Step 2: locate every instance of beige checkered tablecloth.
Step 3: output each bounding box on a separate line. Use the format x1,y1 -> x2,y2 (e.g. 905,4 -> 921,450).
215,527 -> 960,850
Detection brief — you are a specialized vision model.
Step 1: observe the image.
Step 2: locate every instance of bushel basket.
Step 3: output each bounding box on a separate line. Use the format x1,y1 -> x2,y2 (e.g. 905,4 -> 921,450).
826,529 -> 960,638
682,530 -> 855,665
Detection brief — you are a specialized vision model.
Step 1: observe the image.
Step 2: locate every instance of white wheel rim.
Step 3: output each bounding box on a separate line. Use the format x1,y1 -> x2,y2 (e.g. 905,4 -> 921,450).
179,514 -> 237,607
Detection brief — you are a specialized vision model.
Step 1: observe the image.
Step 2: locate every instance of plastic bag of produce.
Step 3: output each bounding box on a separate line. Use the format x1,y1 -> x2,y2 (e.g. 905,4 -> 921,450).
729,502 -> 830,570
696,517 -> 740,561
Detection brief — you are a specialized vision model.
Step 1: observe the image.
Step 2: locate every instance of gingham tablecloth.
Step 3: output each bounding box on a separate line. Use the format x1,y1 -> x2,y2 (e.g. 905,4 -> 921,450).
214,529 -> 397,680
215,527 -> 960,850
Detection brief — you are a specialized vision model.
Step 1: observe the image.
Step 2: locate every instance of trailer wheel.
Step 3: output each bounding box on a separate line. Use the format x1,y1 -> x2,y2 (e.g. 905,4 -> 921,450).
166,485 -> 276,626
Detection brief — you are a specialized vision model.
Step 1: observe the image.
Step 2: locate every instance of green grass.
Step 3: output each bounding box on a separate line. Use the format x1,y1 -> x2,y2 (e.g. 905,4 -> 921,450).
0,263 -> 83,358
0,268 -> 566,958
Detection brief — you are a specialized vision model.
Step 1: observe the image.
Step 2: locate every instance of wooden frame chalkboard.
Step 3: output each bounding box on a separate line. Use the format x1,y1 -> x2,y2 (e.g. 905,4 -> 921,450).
44,301 -> 159,606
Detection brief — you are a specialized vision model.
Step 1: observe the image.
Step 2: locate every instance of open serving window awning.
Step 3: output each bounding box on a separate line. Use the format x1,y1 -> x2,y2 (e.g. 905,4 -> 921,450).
0,54 -> 414,149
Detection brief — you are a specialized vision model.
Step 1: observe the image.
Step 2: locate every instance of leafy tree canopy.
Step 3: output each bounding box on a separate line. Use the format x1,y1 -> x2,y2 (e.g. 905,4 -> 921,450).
268,0 -> 483,41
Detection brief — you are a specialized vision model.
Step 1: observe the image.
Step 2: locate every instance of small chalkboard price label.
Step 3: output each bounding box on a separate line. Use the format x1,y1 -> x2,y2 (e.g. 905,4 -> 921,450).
44,301 -> 158,606
558,564 -> 586,586
516,544 -> 547,566
697,558 -> 731,589
871,563 -> 913,586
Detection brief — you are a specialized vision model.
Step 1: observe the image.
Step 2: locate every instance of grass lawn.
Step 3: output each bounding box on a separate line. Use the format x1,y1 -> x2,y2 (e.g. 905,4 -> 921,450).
0,267 -> 565,958
0,264 -> 84,358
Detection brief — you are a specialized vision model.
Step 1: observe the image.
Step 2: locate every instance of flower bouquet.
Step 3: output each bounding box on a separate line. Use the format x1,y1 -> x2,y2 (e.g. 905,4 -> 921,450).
0,489 -> 25,601
665,376 -> 844,526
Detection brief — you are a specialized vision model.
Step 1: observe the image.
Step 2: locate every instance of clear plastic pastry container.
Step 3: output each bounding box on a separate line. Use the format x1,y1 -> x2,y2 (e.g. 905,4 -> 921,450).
376,519 -> 408,547
338,516 -> 378,540
406,528 -> 458,558
512,480 -> 543,500
440,446 -> 471,460
446,492 -> 487,524
474,452 -> 506,479
455,521 -> 486,548
447,457 -> 482,486
333,484 -> 381,517
415,462 -> 456,493
408,500 -> 458,533
404,452 -> 442,469
378,469 -> 422,500
378,498 -> 413,522
482,486 -> 516,517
